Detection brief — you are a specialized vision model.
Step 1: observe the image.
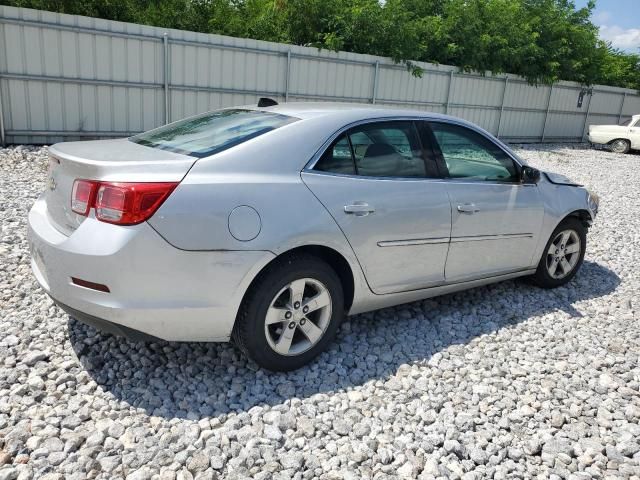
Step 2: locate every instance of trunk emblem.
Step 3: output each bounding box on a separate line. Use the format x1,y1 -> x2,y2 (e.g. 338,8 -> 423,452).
49,175 -> 56,191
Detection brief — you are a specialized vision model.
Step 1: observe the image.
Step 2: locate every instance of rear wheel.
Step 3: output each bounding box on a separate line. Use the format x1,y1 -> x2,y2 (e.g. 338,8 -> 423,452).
233,254 -> 344,371
610,139 -> 630,154
531,218 -> 586,288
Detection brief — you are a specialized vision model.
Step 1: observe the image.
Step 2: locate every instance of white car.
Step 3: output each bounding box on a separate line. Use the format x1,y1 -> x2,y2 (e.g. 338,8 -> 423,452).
588,114 -> 640,153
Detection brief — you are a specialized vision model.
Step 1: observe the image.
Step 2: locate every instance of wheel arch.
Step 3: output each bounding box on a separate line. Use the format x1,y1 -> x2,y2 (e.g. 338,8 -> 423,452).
239,244 -> 356,314
564,209 -> 593,228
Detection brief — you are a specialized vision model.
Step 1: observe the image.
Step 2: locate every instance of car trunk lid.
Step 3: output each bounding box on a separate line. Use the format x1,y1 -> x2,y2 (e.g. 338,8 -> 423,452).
45,139 -> 196,235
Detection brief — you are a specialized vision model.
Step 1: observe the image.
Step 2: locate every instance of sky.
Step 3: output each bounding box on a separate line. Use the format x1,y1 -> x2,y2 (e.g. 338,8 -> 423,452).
575,0 -> 640,52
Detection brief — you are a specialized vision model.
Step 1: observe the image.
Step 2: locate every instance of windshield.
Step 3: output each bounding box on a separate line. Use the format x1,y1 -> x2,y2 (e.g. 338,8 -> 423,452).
619,118 -> 633,126
130,109 -> 298,158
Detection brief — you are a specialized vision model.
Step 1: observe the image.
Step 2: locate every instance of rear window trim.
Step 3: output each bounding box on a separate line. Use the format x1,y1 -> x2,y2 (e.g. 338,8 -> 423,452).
129,108 -> 299,159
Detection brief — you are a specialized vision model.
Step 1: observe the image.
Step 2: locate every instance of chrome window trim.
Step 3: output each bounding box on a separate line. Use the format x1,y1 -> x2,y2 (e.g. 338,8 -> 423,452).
303,115 -> 525,177
302,168 -> 536,188
303,169 -> 438,182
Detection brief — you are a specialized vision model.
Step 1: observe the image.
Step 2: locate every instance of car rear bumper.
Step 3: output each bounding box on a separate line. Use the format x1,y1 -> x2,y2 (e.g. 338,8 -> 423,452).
54,299 -> 162,341
28,195 -> 275,342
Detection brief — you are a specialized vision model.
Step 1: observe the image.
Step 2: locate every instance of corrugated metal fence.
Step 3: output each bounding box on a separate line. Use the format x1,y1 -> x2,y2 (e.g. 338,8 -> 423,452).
1,5 -> 639,145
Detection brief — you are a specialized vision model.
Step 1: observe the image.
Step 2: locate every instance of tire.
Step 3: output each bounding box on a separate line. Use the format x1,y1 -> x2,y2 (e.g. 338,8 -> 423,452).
610,139 -> 630,154
530,217 -> 586,289
232,253 -> 344,371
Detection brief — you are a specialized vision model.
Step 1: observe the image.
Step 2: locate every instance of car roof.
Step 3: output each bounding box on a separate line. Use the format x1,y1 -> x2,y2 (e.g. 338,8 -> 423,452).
231,101 -> 526,168
240,101 -> 458,122
188,100 -> 526,172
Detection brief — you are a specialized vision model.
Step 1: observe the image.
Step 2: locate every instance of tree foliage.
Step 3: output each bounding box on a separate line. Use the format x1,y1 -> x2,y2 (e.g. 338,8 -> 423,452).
6,0 -> 639,89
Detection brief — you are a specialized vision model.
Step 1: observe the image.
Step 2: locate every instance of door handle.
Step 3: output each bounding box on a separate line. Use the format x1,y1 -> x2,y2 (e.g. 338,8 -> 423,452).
344,202 -> 375,216
457,203 -> 480,214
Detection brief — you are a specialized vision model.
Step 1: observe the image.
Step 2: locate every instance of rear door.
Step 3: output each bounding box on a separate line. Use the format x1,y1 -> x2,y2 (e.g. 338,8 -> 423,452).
427,121 -> 544,282
302,120 -> 451,294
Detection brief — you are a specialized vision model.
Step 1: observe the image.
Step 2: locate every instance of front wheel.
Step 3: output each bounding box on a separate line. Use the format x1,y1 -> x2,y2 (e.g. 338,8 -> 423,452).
530,217 -> 586,288
232,254 -> 344,371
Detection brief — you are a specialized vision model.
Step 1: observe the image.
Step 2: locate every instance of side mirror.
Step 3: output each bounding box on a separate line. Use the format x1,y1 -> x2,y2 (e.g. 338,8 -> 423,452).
521,166 -> 541,184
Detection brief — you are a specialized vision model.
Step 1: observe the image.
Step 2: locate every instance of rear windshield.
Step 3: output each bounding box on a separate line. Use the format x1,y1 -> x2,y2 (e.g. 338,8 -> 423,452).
129,109 -> 297,158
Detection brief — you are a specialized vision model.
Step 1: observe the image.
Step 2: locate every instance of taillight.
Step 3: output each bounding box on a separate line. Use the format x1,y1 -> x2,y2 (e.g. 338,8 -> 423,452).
71,180 -> 98,215
95,182 -> 177,225
71,180 -> 177,225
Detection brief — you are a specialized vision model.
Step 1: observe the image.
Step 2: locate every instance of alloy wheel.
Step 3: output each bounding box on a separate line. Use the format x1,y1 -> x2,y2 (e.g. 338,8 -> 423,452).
264,278 -> 332,356
546,229 -> 581,279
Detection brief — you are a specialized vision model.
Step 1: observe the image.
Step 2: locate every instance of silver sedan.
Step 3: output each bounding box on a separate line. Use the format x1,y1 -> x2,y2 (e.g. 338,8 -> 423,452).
28,102 -> 599,371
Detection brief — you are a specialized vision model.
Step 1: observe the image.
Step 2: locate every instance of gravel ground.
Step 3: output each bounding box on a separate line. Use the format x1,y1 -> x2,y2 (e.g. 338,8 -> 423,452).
1,143 -> 639,480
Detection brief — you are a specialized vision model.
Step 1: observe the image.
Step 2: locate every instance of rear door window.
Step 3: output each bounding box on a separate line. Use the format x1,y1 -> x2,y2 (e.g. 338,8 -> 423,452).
130,109 -> 297,158
314,121 -> 437,178
315,134 -> 356,175
351,123 -> 426,177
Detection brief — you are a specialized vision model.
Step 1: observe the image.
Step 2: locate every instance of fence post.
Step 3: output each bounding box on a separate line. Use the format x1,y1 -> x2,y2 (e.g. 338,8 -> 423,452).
541,84 -> 554,143
581,91 -> 593,142
496,76 -> 509,138
371,61 -> 379,104
617,92 -> 627,124
0,79 -> 5,146
285,50 -> 291,102
163,33 -> 170,124
0,23 -> 5,146
445,70 -> 454,114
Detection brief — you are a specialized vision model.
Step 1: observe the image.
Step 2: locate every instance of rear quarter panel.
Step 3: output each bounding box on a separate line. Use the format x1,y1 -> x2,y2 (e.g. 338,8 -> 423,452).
147,118 -> 373,310
148,169 -> 373,313
149,171 -> 355,257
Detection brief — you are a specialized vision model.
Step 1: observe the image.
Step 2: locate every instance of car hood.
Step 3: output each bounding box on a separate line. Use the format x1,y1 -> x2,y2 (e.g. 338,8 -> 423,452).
543,171 -> 582,187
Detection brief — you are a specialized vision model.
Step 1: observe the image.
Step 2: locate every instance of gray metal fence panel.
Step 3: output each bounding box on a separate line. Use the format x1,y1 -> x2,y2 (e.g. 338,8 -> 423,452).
0,5 -> 638,145
622,95 -> 640,117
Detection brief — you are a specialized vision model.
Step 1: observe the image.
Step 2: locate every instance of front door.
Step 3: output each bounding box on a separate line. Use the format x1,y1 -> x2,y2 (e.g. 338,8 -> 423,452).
427,121 -> 545,282
302,120 -> 452,294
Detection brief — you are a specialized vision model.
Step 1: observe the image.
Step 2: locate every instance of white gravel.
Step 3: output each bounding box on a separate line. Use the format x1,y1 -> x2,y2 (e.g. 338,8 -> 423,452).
1,143 -> 639,480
